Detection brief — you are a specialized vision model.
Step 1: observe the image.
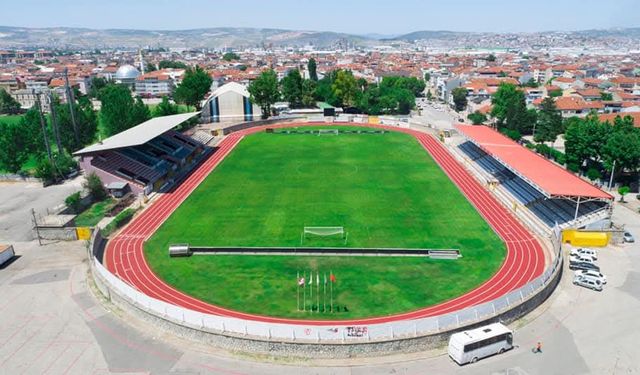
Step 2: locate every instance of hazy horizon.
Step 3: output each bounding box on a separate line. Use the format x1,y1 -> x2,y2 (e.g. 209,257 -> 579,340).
1,0 -> 638,35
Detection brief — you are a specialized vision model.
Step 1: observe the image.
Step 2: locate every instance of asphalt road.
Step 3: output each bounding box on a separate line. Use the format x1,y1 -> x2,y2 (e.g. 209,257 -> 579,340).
0,181 -> 639,374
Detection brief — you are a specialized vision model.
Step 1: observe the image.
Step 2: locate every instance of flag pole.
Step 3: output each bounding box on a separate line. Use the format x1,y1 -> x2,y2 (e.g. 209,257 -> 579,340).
303,271 -> 306,312
297,271 -> 300,311
309,270 -> 313,313
323,272 -> 327,313
330,270 -> 333,313
316,271 -> 319,314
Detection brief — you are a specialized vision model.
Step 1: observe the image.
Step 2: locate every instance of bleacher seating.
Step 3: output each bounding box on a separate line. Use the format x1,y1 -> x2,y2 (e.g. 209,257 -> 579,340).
91,151 -> 163,187
458,141 -> 607,227
190,130 -> 215,145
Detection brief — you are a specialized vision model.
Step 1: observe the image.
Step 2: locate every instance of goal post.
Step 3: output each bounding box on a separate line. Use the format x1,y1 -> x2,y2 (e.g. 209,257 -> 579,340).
302,226 -> 347,245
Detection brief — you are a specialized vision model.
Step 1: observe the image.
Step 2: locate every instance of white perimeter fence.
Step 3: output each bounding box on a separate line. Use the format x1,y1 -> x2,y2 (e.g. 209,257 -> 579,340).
90,226 -> 562,344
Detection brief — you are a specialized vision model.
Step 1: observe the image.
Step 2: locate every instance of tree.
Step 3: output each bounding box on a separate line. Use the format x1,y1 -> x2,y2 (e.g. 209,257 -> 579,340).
468,111 -> 487,125
600,92 -> 613,101
564,114 -> 612,170
523,78 -> 539,88
618,186 -> 630,202
158,60 -> 188,70
301,79 -> 317,108
0,121 -> 29,173
0,88 -> 20,114
53,94 -> 98,153
222,52 -> 240,61
451,87 -> 468,112
89,77 -> 108,98
586,167 -> 602,181
534,97 -> 563,144
281,69 -> 304,108
83,172 -> 107,201
131,97 -> 151,125
491,83 -> 536,134
331,70 -> 359,107
380,76 -> 425,97
549,89 -> 562,98
99,84 -> 136,136
487,54 -> 496,62
248,69 -> 280,119
153,96 -> 179,117
173,66 -> 212,110
426,90 -> 433,101
308,58 -> 318,81
424,72 -> 431,82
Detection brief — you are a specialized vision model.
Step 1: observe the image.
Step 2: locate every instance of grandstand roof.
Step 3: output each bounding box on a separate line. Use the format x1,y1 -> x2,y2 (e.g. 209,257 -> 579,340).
456,125 -> 613,200
74,112 -> 200,156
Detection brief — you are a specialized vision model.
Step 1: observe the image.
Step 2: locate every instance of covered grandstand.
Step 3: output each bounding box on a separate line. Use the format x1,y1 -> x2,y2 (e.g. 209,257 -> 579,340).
455,125 -> 613,229
74,113 -> 212,196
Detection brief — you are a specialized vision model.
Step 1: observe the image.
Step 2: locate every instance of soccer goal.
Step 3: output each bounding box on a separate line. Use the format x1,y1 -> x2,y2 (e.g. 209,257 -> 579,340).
317,129 -> 339,136
302,226 -> 347,245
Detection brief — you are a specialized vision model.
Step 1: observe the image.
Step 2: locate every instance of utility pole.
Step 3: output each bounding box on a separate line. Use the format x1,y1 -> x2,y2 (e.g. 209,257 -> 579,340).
608,160 -> 617,191
48,92 -> 63,153
63,67 -> 80,147
35,91 -> 53,163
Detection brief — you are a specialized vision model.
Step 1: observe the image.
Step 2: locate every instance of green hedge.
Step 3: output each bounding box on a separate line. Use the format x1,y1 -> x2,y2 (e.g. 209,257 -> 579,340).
102,208 -> 136,237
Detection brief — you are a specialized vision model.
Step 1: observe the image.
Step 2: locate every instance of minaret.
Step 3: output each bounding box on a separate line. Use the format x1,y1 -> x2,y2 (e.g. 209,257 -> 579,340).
139,49 -> 145,74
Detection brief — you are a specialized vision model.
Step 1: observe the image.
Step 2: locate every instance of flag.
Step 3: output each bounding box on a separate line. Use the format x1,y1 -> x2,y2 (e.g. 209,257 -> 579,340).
324,273 -> 327,285
298,277 -> 305,286
308,273 -> 313,285
316,272 -> 320,285
330,273 -> 336,283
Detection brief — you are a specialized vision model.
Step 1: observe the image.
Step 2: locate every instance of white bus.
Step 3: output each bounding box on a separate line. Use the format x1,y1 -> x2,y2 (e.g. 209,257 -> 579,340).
0,245 -> 15,267
448,323 -> 513,365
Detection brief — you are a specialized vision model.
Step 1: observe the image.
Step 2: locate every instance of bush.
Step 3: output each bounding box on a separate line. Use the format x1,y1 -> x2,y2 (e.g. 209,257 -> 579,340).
618,186 -> 630,202
83,172 -> 107,201
567,163 -> 580,173
103,208 -> 135,237
65,191 -> 82,213
586,168 -> 602,181
34,157 -> 56,184
500,128 -> 521,141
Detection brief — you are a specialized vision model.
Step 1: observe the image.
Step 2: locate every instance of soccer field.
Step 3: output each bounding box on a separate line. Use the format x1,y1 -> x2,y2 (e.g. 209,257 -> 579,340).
144,126 -> 506,319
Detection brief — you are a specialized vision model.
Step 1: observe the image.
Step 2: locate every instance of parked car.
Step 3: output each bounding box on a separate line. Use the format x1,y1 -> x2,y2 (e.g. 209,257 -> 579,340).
569,254 -> 596,264
573,275 -> 603,291
569,261 -> 600,272
574,269 -> 607,284
570,248 -> 598,260
623,231 -> 635,243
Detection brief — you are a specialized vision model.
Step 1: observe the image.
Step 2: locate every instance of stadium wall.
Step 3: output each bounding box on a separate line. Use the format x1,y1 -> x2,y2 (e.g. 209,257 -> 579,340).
88,229 -> 563,358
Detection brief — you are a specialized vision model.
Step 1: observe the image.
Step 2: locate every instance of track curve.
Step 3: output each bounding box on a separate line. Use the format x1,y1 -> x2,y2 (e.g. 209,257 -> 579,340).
105,122 -> 546,326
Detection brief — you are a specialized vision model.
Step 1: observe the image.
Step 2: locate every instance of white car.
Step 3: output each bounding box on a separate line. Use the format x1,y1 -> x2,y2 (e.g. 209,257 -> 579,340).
574,270 -> 607,284
623,231 -> 635,243
569,254 -> 596,264
573,275 -> 603,291
570,248 -> 598,260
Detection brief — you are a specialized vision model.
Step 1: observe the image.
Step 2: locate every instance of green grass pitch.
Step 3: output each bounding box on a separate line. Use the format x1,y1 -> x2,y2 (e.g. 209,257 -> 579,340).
144,126 -> 506,319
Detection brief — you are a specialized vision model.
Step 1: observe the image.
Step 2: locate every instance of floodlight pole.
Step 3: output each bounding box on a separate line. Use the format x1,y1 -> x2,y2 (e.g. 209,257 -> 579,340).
64,67 -> 80,147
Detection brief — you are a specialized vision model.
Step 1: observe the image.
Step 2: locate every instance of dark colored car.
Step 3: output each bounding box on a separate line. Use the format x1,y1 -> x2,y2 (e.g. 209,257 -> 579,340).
569,260 -> 600,272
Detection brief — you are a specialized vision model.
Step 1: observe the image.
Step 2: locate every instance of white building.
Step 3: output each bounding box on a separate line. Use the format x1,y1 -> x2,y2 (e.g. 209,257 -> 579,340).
134,69 -> 184,97
200,82 -> 261,123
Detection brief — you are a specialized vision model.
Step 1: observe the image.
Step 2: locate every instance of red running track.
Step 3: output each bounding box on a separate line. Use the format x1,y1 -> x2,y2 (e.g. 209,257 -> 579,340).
105,122 -> 546,326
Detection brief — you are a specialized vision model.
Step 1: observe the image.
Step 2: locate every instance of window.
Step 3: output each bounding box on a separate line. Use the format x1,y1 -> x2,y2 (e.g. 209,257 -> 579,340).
463,333 -> 509,352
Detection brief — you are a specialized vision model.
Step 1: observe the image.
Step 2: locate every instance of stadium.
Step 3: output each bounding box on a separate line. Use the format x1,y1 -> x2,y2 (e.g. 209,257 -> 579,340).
88,115 -> 612,348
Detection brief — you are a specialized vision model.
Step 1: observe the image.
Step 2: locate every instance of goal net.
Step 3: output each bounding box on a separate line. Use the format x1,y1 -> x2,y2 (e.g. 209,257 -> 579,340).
317,129 -> 339,136
302,226 -> 347,245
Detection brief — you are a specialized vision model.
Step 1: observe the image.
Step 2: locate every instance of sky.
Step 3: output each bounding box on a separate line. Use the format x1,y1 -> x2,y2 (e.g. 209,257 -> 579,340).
0,0 -> 638,35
